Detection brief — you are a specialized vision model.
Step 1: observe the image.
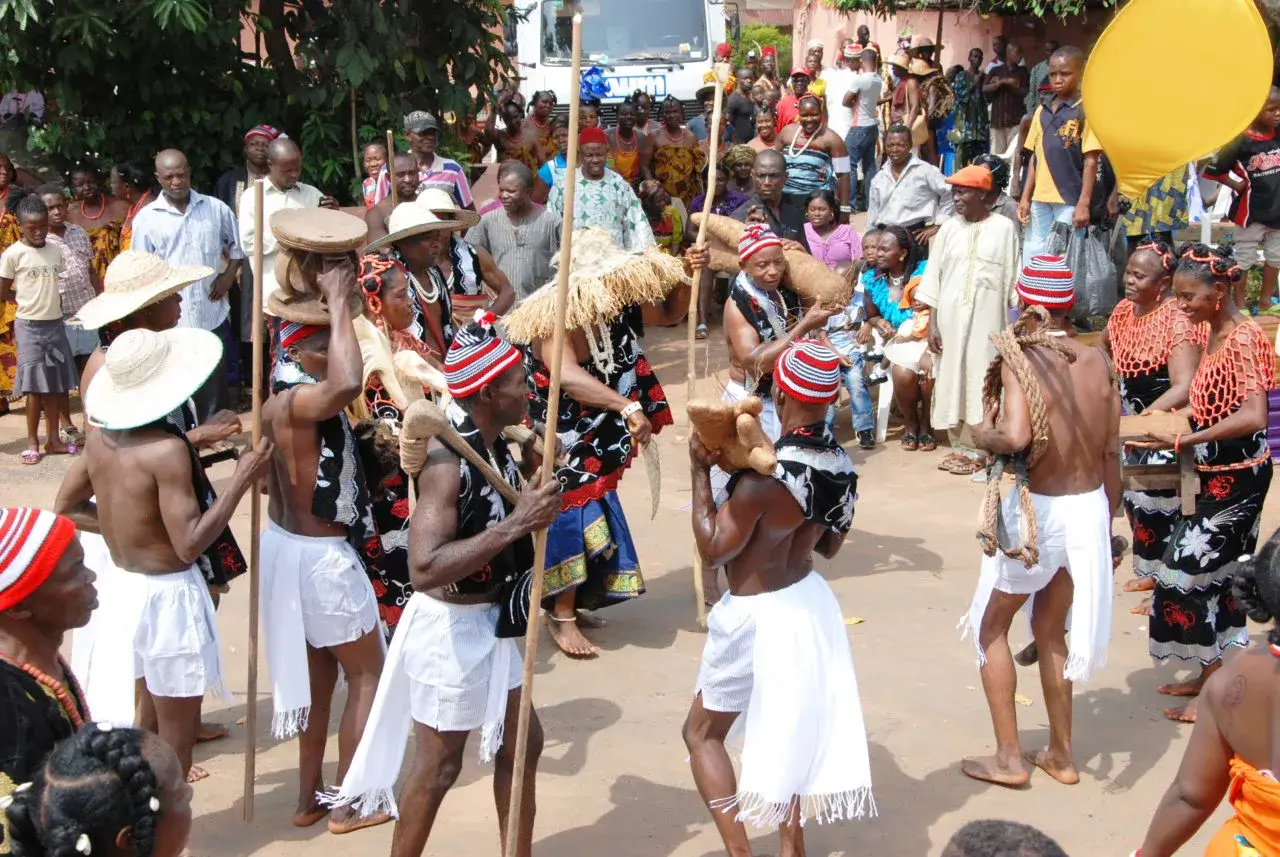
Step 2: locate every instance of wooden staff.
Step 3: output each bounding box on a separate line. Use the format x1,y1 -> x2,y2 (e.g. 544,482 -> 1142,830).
687,60 -> 730,632
504,12 -> 582,856
386,129 -> 398,207
243,178 -> 266,823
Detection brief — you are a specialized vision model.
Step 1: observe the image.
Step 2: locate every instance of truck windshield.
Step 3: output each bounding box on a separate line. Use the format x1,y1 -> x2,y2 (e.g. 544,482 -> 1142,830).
541,0 -> 707,65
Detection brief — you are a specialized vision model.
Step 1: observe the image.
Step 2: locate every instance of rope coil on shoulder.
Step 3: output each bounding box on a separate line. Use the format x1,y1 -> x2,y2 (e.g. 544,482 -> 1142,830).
976,306 -> 1078,568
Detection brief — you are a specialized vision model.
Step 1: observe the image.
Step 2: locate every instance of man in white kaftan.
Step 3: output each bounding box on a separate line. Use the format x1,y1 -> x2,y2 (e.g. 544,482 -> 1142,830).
916,164 -> 1020,470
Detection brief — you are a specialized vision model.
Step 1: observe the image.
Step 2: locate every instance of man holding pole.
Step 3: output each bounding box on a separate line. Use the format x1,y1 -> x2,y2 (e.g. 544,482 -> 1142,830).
258,252 -> 389,833
323,315 -> 561,857
81,326 -> 272,782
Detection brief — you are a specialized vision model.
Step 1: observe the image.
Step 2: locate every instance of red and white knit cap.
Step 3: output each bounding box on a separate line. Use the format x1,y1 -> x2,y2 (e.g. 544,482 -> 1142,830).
444,310 -> 523,398
774,339 -> 842,405
1017,254 -> 1076,311
279,321 -> 326,351
0,508 -> 76,612
738,223 -> 783,265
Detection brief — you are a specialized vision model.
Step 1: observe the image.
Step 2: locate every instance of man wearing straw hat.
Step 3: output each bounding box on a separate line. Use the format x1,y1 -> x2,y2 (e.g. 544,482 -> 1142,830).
418,188 -> 516,320
324,312 -> 560,857
364,203 -> 464,363
685,339 -> 872,854
80,325 -> 272,783
259,253 -> 390,833
57,250 -> 248,748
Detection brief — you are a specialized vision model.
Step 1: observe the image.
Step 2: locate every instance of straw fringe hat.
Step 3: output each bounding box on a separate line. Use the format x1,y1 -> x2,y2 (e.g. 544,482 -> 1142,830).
500,228 -> 691,345
70,250 -> 211,330
85,328 -> 222,430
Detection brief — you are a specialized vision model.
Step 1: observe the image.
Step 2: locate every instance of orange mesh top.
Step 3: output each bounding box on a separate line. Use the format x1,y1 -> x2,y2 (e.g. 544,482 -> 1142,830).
1190,321 -> 1277,427
1107,300 -> 1208,379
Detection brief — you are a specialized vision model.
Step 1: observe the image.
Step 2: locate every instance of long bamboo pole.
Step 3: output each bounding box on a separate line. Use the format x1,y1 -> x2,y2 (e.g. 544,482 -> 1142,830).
503,12 -> 583,856
242,178 -> 266,823
386,129 -> 398,208
687,61 -> 730,632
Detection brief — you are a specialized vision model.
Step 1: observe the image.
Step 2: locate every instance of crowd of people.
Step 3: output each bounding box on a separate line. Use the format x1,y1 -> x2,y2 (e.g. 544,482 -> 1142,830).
0,20 -> 1279,857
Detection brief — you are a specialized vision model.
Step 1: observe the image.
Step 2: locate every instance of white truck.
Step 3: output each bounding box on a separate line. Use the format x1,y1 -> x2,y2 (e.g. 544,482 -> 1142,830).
507,0 -> 737,123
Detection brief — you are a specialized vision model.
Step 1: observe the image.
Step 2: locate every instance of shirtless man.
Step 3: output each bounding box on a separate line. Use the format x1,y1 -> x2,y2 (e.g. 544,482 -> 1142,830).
484,95 -> 546,174
686,224 -> 831,601
959,254 -> 1120,789
260,256 -> 388,833
329,315 -> 560,857
365,153 -> 424,242
83,326 -> 271,781
685,339 -> 872,857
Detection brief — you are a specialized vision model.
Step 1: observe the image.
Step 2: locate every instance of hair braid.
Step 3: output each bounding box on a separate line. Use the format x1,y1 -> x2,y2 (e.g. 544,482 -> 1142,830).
1135,237 -> 1176,276
1232,528 -> 1280,647
1176,241 -> 1244,287
4,727 -> 161,857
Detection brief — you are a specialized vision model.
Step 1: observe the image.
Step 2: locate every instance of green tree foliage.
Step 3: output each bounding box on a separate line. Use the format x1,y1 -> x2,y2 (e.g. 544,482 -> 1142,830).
732,24 -> 792,74
0,0 -> 515,197
821,0 -> 1113,16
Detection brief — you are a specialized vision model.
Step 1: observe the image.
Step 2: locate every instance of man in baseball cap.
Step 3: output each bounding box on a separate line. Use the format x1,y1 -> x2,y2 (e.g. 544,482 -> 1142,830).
390,109 -> 474,211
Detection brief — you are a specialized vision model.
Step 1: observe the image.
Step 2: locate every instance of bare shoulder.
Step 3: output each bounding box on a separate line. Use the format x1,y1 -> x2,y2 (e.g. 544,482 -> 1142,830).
414,438 -> 461,499
728,471 -> 797,516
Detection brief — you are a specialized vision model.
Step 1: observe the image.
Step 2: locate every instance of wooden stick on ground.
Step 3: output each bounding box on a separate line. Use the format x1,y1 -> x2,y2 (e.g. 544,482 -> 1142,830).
242,177 -> 266,824
504,12 -> 583,856
688,60 -> 731,632
386,129 -> 398,208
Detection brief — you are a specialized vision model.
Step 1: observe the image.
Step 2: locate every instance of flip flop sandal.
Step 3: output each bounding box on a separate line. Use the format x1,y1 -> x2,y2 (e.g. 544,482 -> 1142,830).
949,458 -> 983,476
900,433 -> 918,451
918,433 -> 937,452
60,427 -> 85,447
695,323 -> 709,340
20,449 -> 41,465
937,452 -> 967,470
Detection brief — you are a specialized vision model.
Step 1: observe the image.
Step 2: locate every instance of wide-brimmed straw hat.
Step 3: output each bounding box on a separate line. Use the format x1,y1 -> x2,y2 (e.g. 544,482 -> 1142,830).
416,189 -> 480,230
888,52 -> 911,72
908,58 -> 936,77
70,250 -> 211,331
363,203 -> 462,253
85,328 -> 222,430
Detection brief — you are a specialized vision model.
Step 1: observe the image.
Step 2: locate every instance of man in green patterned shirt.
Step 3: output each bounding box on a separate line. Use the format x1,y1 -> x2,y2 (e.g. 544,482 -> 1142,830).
547,127 -> 655,254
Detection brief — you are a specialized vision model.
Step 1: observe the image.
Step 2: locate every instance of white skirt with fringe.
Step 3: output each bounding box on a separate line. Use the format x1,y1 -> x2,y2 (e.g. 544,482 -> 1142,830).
958,485 -> 1112,682
695,571 -> 875,829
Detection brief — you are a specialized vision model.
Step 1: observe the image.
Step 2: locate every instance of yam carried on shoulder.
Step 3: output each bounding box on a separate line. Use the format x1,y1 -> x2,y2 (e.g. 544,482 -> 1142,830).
688,395 -> 777,476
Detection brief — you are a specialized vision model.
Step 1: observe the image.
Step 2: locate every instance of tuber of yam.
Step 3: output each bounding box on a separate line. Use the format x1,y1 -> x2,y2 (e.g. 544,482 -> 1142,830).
689,396 -> 777,476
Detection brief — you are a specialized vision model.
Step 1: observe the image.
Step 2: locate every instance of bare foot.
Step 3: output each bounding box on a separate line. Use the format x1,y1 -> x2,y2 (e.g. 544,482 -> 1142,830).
1158,677 -> 1205,697
547,615 -> 599,658
186,765 -> 209,783
1130,596 -> 1153,616
575,609 -> 607,630
1013,641 -> 1039,667
327,807 -> 392,835
1122,576 -> 1155,593
960,754 -> 1030,788
197,721 -> 229,743
1165,697 -> 1199,724
1024,749 -> 1080,785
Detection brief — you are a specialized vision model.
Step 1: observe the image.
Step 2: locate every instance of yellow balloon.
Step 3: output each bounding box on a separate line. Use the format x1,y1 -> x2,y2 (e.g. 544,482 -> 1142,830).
1083,0 -> 1273,200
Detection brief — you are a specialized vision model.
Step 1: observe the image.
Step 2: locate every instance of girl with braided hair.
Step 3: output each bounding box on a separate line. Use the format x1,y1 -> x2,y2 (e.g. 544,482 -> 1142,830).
1135,530 -> 1280,857
3,725 -> 192,857
1102,239 -> 1207,606
351,250 -> 437,633
1132,242 -> 1276,724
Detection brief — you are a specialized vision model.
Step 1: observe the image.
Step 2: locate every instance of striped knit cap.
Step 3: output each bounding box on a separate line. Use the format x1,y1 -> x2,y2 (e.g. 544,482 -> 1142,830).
774,339 -> 842,404
1016,254 -> 1076,311
739,223 -> 783,265
444,310 -> 523,398
0,508 -> 77,612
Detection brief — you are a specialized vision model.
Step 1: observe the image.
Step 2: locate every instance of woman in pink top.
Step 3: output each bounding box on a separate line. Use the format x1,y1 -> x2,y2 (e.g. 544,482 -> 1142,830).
803,189 -> 861,270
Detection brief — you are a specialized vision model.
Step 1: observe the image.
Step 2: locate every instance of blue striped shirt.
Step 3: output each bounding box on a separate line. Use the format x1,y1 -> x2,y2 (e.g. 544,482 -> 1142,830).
131,190 -> 243,332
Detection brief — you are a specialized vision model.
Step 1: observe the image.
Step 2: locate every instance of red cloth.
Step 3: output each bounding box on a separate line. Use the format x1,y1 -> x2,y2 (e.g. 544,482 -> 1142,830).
776,94 -> 800,132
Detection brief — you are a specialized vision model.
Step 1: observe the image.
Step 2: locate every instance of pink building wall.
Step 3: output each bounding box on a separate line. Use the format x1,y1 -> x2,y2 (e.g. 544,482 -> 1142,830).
793,3 -> 1113,73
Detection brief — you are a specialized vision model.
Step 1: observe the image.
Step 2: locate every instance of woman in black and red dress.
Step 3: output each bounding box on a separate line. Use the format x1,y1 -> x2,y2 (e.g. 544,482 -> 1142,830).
1102,239 -> 1205,609
527,316 -> 672,659
1134,243 -> 1276,724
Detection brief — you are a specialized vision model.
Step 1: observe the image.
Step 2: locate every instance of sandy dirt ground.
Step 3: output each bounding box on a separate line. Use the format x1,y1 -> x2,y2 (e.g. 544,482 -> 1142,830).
1,321 -> 1260,857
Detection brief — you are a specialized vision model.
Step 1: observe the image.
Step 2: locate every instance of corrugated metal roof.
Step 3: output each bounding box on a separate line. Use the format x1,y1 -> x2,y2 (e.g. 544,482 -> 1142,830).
743,8 -> 794,26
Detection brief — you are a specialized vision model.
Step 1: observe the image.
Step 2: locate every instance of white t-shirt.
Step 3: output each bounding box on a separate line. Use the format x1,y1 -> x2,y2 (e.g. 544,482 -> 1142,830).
822,67 -> 856,139
846,72 -> 884,129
